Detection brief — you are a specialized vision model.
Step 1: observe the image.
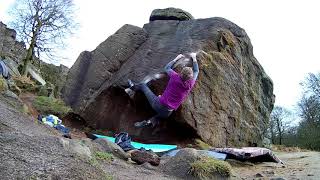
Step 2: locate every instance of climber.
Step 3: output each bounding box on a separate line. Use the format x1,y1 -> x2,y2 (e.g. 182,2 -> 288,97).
128,52 -> 199,128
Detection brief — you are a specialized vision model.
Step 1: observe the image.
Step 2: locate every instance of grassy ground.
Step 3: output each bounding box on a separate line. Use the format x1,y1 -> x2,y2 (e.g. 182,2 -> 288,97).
33,96 -> 71,116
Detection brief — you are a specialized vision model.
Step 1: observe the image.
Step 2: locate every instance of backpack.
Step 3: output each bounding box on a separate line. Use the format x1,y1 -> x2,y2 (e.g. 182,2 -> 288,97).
0,60 -> 9,79
114,132 -> 135,152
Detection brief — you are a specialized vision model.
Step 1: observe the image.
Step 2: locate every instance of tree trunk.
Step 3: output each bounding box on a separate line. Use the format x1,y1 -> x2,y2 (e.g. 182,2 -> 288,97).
21,47 -> 33,76
279,131 -> 282,145
276,118 -> 282,145
21,18 -> 42,76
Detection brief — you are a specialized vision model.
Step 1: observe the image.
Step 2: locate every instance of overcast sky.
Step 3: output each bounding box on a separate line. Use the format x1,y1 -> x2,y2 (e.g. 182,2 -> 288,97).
1,0 -> 320,111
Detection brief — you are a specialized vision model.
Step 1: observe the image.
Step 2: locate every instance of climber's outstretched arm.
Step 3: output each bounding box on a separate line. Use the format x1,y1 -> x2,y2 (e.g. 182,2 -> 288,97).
164,54 -> 184,74
190,53 -> 199,80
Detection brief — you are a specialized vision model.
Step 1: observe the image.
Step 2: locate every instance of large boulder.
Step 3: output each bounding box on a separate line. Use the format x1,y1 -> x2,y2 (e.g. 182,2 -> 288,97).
62,24 -> 148,111
62,8 -> 274,147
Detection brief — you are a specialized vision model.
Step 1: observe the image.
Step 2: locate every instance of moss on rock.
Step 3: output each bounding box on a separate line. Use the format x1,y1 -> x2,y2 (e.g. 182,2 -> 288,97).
195,139 -> 212,150
0,77 -> 8,92
190,156 -> 232,179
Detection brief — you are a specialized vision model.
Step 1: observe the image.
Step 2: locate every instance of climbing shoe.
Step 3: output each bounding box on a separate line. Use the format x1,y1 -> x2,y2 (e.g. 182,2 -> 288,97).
134,120 -> 152,128
127,79 -> 143,91
125,79 -> 136,98
125,88 -> 135,99
128,79 -> 134,88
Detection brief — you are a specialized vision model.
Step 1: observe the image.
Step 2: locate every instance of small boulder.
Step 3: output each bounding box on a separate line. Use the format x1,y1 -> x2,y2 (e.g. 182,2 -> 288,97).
160,148 -> 232,179
255,173 -> 265,177
3,90 -> 19,100
149,7 -> 194,21
130,149 -> 160,166
93,138 -> 129,160
60,138 -> 92,158
160,148 -> 200,178
27,65 -> 46,86
0,78 -> 18,100
270,178 -> 286,180
2,58 -> 21,77
190,156 -> 232,179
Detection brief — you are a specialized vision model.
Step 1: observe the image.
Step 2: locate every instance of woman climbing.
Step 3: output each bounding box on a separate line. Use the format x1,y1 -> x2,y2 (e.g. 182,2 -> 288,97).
128,52 -> 199,128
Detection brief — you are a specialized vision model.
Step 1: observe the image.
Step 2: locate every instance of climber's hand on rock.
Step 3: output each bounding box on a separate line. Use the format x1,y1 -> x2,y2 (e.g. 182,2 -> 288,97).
176,54 -> 184,59
190,53 -> 197,61
172,54 -> 184,62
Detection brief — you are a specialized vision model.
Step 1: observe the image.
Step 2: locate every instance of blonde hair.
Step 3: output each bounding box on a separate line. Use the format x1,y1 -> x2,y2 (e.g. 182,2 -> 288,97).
181,67 -> 193,81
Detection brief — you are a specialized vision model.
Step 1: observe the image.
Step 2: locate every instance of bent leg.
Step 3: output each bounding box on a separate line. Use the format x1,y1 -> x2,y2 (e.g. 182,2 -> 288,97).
150,110 -> 173,127
134,115 -> 159,128
134,111 -> 173,128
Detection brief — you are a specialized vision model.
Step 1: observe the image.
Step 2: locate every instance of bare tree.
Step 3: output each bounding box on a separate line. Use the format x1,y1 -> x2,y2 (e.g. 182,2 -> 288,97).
299,73 -> 320,125
297,95 -> 320,150
301,73 -> 320,98
298,95 -> 320,124
269,116 -> 276,144
9,0 -> 77,75
270,106 -> 291,145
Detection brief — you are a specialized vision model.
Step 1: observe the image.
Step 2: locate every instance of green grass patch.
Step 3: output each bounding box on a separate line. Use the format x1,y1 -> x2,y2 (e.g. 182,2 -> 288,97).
89,152 -> 114,167
94,151 -> 114,162
33,96 -> 71,116
89,157 -> 99,167
104,173 -> 113,180
190,156 -> 232,179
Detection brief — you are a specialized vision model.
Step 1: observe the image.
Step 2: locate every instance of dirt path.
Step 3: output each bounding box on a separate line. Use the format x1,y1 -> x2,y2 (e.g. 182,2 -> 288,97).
19,92 -> 39,117
232,151 -> 320,179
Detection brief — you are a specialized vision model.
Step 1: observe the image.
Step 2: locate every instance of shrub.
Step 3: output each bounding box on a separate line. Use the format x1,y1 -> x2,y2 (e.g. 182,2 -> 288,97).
33,96 -> 71,116
37,85 -> 49,96
190,156 -> 232,179
12,75 -> 36,92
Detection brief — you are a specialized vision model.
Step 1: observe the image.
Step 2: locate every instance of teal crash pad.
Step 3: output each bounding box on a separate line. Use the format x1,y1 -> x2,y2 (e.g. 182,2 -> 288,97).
93,134 -> 177,152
